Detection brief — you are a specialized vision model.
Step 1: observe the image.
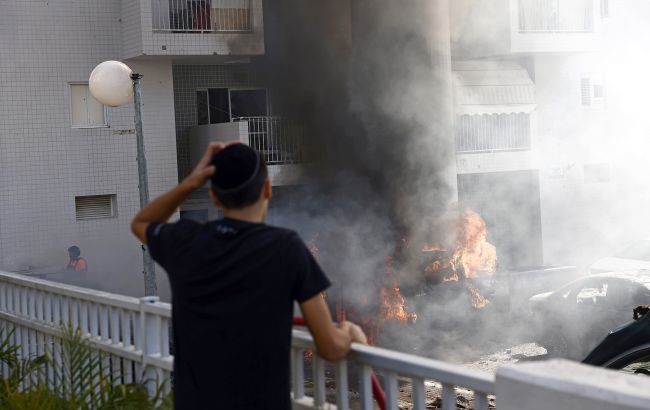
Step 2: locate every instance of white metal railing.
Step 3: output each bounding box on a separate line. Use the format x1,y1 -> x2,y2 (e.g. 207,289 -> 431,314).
291,330 -> 495,410
0,270 -> 494,408
455,113 -> 532,153
0,271 -> 172,396
234,116 -> 309,165
152,0 -> 252,32
518,0 -> 594,32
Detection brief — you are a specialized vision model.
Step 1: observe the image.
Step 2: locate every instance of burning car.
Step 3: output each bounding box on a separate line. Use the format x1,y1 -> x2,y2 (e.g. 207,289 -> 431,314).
529,272 -> 650,360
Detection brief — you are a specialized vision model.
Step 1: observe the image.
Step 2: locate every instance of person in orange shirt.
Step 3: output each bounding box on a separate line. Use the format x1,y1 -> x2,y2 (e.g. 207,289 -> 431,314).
65,246 -> 87,272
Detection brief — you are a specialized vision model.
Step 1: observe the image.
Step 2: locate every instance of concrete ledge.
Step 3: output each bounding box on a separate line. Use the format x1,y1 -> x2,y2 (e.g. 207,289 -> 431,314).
496,359 -> 650,410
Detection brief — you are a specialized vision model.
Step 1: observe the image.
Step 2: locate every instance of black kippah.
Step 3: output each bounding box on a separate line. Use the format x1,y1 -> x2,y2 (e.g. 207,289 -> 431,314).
210,144 -> 261,193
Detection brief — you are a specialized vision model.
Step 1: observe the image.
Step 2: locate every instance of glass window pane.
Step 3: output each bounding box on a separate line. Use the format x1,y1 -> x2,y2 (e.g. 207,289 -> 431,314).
196,90 -> 209,125
208,88 -> 231,123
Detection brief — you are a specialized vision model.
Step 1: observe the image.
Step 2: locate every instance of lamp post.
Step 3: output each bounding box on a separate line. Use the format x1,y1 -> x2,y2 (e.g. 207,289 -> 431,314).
89,61 -> 157,296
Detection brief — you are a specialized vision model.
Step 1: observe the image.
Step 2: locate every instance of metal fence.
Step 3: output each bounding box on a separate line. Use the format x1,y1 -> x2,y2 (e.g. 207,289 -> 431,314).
518,0 -> 594,32
234,116 -> 309,165
292,330 -> 495,410
152,0 -> 252,32
0,271 -> 172,396
455,113 -> 532,153
0,271 -> 495,409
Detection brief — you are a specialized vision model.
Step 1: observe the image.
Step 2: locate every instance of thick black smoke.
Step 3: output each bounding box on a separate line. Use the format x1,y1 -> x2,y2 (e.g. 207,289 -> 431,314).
260,0 -> 457,300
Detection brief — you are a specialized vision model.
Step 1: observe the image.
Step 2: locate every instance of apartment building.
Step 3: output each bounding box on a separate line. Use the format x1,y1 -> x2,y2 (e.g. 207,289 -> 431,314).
2,0 -> 645,298
0,0 -> 267,298
447,0 -> 650,269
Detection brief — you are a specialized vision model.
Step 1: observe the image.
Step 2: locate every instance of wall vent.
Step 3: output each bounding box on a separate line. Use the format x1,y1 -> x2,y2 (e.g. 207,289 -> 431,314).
75,195 -> 117,221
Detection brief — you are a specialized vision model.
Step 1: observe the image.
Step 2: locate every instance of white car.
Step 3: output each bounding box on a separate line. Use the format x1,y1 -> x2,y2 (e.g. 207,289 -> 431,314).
590,238 -> 650,273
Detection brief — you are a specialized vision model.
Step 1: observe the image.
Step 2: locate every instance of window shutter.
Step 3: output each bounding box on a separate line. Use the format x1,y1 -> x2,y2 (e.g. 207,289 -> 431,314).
70,84 -> 106,127
75,195 -> 116,220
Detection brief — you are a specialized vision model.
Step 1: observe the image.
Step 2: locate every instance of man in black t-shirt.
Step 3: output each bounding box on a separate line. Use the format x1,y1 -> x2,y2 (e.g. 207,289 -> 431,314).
131,142 -> 367,409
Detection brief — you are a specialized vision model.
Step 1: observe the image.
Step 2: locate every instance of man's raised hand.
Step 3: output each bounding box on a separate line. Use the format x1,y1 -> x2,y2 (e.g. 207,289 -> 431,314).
185,141 -> 240,190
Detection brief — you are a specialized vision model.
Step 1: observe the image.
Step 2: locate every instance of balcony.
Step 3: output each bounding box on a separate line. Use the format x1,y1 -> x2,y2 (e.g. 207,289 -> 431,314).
233,117 -> 310,165
450,0 -> 601,58
518,0 -> 594,33
120,0 -> 264,59
152,0 -> 252,33
510,0 -> 601,53
188,116 -> 313,186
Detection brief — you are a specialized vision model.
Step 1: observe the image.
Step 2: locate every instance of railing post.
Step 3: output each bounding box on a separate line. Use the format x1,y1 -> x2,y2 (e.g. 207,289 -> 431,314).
359,364 -> 373,410
441,383 -> 456,410
312,356 -> 326,406
140,296 -> 161,397
335,360 -> 349,410
384,371 -> 399,410
291,348 -> 305,400
412,378 -> 426,410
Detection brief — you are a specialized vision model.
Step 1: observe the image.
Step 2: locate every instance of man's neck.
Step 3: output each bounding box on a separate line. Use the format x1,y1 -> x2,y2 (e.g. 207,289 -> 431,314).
222,206 -> 265,224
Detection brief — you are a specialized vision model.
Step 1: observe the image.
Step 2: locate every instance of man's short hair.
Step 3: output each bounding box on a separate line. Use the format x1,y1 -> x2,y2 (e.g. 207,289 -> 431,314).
210,144 -> 268,209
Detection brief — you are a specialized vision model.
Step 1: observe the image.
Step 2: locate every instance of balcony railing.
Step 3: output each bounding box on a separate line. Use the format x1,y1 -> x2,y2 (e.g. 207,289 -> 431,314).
233,116 -> 309,165
1,271 -> 645,409
0,271 -> 172,397
152,0 -> 252,33
0,270 -> 495,409
518,0 -> 594,33
455,113 -> 532,153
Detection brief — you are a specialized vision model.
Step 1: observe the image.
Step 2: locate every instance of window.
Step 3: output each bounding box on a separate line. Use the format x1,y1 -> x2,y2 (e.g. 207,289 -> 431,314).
581,76 -> 605,106
575,282 -> 608,305
70,84 -> 106,128
196,88 -> 268,125
75,195 -> 117,220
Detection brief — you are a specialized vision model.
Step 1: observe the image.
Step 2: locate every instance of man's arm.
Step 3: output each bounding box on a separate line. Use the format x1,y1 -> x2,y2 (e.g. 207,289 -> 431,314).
300,294 -> 367,362
131,142 -> 227,244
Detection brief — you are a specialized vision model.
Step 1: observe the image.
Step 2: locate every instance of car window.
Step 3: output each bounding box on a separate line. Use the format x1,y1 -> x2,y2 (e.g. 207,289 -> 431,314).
575,282 -> 608,305
615,240 -> 650,261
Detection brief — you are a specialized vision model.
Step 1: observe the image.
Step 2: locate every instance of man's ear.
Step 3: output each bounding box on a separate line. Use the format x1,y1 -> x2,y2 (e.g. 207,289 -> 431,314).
263,178 -> 272,200
208,190 -> 224,209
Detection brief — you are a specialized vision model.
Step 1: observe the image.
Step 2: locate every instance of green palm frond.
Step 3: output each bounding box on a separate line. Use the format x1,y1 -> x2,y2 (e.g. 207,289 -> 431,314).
1,323 -> 170,409
0,328 -> 19,368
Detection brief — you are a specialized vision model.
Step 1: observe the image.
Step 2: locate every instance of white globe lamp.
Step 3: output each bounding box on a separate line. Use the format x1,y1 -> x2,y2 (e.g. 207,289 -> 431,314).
88,60 -> 134,107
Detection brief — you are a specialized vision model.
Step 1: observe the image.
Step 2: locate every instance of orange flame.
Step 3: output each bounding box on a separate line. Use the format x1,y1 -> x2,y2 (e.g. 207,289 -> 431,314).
423,209 -> 497,280
466,282 -> 490,309
379,283 -> 417,323
422,209 -> 496,309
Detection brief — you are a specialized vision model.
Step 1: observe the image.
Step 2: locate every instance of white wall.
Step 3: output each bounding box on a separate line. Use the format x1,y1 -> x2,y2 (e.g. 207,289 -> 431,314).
0,1 -> 177,300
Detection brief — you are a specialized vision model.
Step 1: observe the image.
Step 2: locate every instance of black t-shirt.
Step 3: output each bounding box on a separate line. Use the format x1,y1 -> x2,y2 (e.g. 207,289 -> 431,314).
146,218 -> 330,410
